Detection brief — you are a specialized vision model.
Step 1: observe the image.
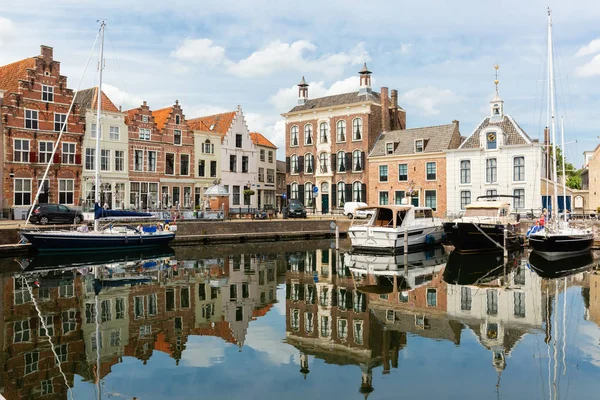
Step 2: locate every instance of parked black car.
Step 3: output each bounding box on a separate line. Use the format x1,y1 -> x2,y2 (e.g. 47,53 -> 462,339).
287,202 -> 307,218
29,204 -> 84,225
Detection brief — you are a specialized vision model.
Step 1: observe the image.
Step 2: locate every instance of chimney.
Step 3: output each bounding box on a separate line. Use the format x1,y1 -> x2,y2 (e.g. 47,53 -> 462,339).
119,105 -> 122,112
143,100 -> 147,107
391,90 -> 398,130
381,87 -> 390,133
452,119 -> 459,131
298,76 -> 309,105
40,45 -> 53,60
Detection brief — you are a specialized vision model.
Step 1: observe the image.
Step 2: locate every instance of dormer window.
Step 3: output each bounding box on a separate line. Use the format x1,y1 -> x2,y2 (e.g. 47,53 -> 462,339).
487,132 -> 497,150
386,143 -> 394,155
415,140 -> 424,153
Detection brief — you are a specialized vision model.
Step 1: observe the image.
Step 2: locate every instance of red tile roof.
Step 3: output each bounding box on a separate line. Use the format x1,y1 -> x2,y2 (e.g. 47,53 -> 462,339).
152,106 -> 172,130
0,58 -> 35,93
187,111 -> 236,135
125,108 -> 138,125
250,132 -> 277,149
252,304 -> 273,318
192,318 -> 237,344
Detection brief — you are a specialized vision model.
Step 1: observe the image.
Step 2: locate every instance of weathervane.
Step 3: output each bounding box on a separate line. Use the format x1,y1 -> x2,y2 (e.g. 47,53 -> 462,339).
494,64 -> 500,95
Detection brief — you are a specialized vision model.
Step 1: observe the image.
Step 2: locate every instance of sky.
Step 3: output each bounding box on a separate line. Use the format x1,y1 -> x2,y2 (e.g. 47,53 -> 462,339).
1,0 -> 600,164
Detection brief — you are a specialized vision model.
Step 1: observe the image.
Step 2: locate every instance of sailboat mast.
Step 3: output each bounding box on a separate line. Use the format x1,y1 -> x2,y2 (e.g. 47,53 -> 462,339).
94,21 -> 106,232
548,9 -> 559,224
560,117 -> 567,222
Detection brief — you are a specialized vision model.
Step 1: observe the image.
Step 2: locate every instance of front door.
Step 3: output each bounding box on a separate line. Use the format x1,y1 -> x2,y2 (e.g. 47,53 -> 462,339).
321,194 -> 329,214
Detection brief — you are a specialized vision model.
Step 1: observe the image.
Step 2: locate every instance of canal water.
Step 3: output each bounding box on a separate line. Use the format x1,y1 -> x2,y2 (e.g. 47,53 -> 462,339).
1,240 -> 599,400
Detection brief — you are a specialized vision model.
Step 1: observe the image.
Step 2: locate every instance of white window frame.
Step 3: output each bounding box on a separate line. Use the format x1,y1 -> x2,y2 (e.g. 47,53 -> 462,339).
114,150 -> 125,172
109,125 -> 120,140
513,156 -> 525,182
425,189 -> 437,211
62,142 -> 76,164
175,114 -> 181,125
134,149 -> 144,172
336,120 -> 346,143
91,123 -> 101,139
290,125 -> 299,147
426,161 -> 437,181
398,163 -> 408,181
379,165 -> 388,182
290,154 -> 299,175
268,150 -> 274,163
486,158 -> 497,183
460,190 -> 471,210
14,320 -> 31,343
337,151 -> 346,172
58,179 -> 75,205
352,150 -> 363,172
142,115 -> 149,123
24,352 -> 39,375
304,124 -> 313,145
39,141 -> 53,164
260,149 -> 265,162
54,112 -> 67,132
379,190 -> 389,205
42,85 -> 54,102
174,129 -> 182,145
25,109 -> 39,130
165,153 -> 175,175
85,148 -> 95,170
14,178 -> 32,206
100,149 -> 111,172
13,138 -> 30,163
180,154 -> 190,176
513,188 -> 525,210
319,122 -> 329,143
139,128 -> 151,140
386,142 -> 394,155
352,118 -> 362,141
460,159 -> 471,184
415,139 -> 424,153
147,150 -> 156,172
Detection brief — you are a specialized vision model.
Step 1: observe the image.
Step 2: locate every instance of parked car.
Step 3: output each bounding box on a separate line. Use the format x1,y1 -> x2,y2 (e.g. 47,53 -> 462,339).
287,201 -> 307,218
343,202 -> 372,219
29,204 -> 84,225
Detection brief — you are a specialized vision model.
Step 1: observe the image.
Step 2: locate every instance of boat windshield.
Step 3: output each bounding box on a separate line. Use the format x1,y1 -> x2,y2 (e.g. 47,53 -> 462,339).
415,209 -> 433,218
463,208 -> 498,217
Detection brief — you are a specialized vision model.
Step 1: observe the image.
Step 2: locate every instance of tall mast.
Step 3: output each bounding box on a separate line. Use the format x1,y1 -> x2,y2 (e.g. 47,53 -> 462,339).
548,9 -> 558,224
94,21 -> 106,232
560,117 -> 567,223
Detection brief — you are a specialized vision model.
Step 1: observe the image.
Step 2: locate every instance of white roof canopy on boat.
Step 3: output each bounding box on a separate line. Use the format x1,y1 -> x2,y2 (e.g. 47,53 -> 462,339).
466,201 -> 510,209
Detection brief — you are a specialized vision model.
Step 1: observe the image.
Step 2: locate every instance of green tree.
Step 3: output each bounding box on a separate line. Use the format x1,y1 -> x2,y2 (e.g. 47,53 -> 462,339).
549,145 -> 580,189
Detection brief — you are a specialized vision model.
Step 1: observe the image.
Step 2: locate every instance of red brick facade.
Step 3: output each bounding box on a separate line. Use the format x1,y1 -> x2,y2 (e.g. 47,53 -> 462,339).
0,46 -> 85,212
126,100 -> 195,209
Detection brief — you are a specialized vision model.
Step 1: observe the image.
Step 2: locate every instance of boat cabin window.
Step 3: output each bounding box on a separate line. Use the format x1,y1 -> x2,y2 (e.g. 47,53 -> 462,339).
463,208 -> 499,217
397,210 -> 407,226
499,208 -> 508,216
414,209 -> 433,219
375,208 -> 394,227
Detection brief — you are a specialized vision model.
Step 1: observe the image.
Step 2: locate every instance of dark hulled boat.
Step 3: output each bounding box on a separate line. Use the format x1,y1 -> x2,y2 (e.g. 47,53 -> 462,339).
528,228 -> 593,261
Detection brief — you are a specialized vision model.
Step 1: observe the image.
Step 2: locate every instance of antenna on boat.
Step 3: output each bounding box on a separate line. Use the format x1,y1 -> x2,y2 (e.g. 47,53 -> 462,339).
94,20 -> 106,232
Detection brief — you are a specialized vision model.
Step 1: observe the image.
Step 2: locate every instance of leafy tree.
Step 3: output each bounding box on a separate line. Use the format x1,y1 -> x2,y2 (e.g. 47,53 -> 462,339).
549,146 -> 580,189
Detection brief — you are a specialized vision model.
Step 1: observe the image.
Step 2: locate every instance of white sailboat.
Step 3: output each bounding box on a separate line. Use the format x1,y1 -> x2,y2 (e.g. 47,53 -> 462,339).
20,21 -> 175,252
528,9 -> 593,260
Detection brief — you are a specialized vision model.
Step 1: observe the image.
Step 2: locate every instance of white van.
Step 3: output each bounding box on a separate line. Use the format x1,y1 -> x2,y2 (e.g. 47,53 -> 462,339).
343,202 -> 371,219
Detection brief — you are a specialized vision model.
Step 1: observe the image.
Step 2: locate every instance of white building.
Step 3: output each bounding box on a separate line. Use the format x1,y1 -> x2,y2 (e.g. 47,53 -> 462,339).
250,132 -> 278,209
75,88 -> 129,210
446,85 -> 544,215
189,106 -> 259,210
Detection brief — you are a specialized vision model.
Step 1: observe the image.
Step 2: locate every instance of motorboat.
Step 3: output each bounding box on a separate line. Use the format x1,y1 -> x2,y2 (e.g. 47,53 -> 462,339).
348,205 -> 444,253
443,198 -> 522,253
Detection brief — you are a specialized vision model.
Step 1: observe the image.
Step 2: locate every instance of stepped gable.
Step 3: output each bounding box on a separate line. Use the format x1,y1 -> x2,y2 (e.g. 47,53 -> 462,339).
152,106 -> 173,130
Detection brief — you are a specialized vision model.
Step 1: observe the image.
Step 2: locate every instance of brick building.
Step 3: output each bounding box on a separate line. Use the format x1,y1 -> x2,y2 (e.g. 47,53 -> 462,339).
276,159 -> 286,211
282,65 -> 406,213
125,100 -> 194,210
0,45 -> 85,218
368,121 -> 461,217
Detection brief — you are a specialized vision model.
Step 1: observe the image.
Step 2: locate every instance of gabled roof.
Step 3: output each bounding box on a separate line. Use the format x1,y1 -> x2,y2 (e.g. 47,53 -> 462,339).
187,111 -> 236,135
74,87 -> 120,113
125,108 -> 138,125
370,123 -> 460,157
152,106 -> 172,130
276,160 -> 286,173
287,91 -> 405,113
0,57 -> 36,93
250,132 -> 277,149
460,115 -> 532,149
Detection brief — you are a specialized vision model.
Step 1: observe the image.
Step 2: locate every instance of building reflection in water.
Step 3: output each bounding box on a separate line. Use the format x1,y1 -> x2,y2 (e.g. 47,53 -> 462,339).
0,251 -> 280,399
284,247 -> 598,398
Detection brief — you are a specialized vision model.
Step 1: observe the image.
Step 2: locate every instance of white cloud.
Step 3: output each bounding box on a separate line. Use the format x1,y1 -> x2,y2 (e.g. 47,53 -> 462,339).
180,337 -> 228,368
400,43 -> 413,54
576,38 -> 600,57
171,38 -> 226,66
245,324 -> 299,366
399,86 -> 460,116
101,83 -> 144,110
576,54 -> 600,77
0,17 -> 16,46
228,41 -> 369,78
186,104 -> 231,118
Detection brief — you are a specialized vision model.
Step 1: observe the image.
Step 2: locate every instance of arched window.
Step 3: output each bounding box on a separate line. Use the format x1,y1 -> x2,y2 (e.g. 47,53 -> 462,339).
319,122 -> 329,143
337,151 -> 346,172
337,181 -> 346,206
352,181 -> 363,202
202,139 -> 213,154
291,183 -> 298,199
352,118 -> 362,140
290,126 -> 299,146
319,153 -> 328,173
291,154 -> 299,174
352,150 -> 363,171
336,120 -> 346,142
304,124 -> 313,145
304,153 -> 314,174
305,182 -> 313,207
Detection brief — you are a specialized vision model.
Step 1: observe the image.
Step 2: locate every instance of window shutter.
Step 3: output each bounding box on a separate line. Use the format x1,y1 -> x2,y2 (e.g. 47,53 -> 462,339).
332,186 -> 337,208
29,152 -> 37,163
360,152 -> 365,171
298,157 -> 304,174
331,154 -> 336,171
345,183 -> 352,203
53,153 -> 60,164
285,157 -> 290,173
345,152 -> 352,170
298,185 -> 305,206
286,184 -> 291,202
75,154 -> 82,165
361,183 -> 367,203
